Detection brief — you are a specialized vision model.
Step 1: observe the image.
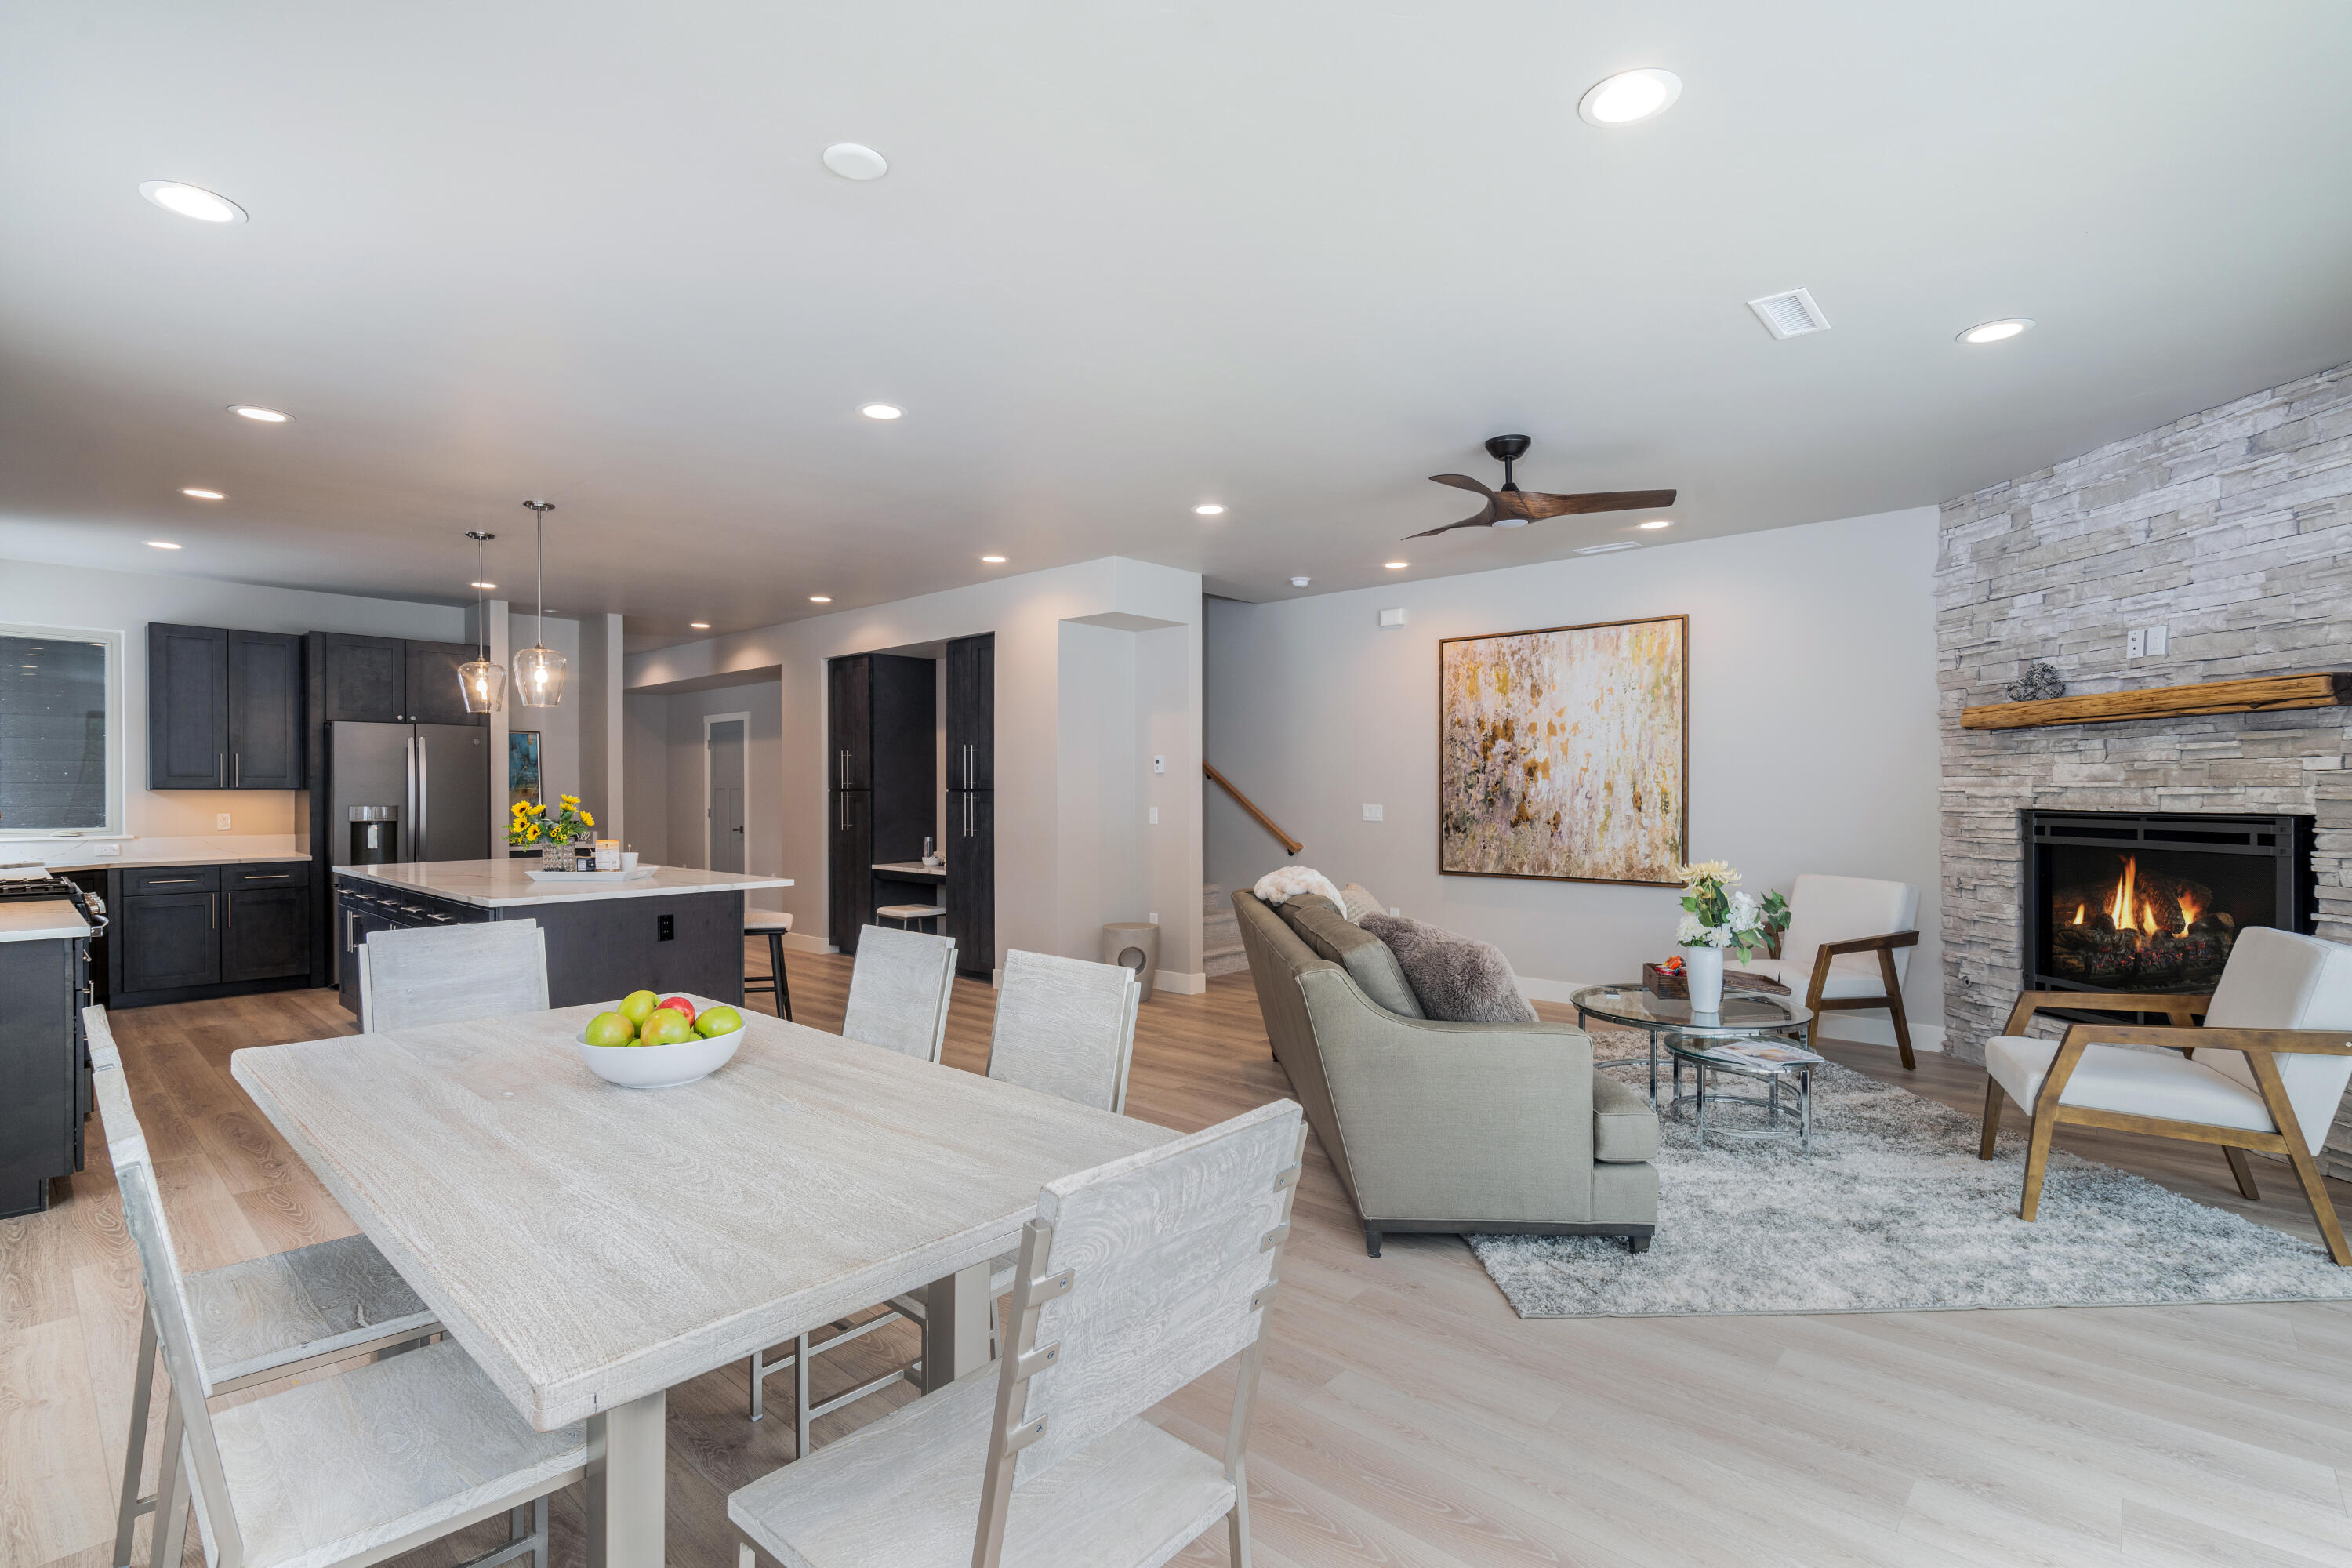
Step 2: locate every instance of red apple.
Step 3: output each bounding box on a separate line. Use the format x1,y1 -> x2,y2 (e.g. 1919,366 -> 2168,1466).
658,995 -> 696,1025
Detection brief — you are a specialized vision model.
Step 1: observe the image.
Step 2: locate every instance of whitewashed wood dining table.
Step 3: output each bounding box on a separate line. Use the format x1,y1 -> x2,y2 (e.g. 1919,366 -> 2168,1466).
230,1001 -> 1176,1568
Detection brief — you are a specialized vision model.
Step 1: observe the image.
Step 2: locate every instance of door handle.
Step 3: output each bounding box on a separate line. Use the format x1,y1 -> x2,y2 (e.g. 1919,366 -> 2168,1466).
416,735 -> 430,862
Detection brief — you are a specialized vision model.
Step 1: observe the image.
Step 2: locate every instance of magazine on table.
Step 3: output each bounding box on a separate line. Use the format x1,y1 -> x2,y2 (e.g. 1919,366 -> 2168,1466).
1694,1039 -> 1823,1070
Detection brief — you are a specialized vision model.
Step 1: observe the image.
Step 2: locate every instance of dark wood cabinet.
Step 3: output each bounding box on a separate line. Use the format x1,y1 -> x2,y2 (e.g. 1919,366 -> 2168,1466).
0,931 -> 88,1219
946,633 -> 994,790
147,623 -> 229,788
227,630 -> 303,788
405,640 -> 485,725
827,656 -> 871,791
827,788 -> 873,957
946,788 -> 994,977
146,624 -> 302,789
109,862 -> 313,1007
826,653 -> 936,956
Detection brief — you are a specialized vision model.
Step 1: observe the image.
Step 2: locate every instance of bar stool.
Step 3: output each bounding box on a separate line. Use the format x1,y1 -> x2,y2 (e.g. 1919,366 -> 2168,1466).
877,902 -> 946,935
744,908 -> 794,1021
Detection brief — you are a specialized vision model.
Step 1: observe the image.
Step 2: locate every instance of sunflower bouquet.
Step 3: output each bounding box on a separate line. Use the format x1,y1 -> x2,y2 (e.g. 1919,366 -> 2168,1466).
508,794 -> 596,850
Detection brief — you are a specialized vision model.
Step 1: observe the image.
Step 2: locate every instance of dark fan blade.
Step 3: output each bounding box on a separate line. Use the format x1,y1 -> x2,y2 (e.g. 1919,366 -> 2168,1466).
1406,501 -> 1498,539
1512,488 -> 1677,521
1428,473 -> 1496,495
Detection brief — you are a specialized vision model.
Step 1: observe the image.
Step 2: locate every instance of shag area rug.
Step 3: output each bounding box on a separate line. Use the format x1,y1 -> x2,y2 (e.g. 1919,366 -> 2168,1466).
1469,1052 -> 2352,1319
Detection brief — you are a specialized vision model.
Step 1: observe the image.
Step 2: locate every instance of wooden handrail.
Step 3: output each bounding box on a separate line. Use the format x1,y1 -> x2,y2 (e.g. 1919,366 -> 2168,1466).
1203,761 -> 1302,855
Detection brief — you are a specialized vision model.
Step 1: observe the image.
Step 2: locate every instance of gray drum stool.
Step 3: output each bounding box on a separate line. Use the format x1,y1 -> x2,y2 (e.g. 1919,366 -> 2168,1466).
1100,921 -> 1160,1005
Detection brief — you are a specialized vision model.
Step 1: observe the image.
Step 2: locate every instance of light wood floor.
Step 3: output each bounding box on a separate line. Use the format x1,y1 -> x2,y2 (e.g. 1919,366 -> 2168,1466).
9,953 -> 2352,1568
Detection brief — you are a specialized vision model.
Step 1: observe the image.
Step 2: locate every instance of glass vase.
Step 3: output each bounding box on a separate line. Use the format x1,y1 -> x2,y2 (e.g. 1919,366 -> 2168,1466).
543,837 -> 578,872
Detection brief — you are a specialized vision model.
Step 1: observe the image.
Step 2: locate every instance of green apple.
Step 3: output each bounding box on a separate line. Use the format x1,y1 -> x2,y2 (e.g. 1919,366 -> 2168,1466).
618,990 -> 660,1025
640,1008 -> 695,1047
694,1004 -> 742,1038
583,1011 -> 636,1047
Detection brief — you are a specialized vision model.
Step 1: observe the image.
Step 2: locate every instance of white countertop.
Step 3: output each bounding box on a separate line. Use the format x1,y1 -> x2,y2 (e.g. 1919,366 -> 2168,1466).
871,860 -> 947,880
0,899 -> 93,943
335,859 -> 793,909
23,835 -> 309,873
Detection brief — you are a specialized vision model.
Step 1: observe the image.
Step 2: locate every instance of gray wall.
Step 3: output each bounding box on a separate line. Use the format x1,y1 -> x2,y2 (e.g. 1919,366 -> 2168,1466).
623,677 -> 786,910
1204,506 -> 1945,1049
1937,358 -> 2352,1173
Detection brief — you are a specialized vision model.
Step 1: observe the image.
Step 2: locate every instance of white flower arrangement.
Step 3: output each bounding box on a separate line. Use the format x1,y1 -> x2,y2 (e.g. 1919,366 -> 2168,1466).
1675,862 -> 1788,960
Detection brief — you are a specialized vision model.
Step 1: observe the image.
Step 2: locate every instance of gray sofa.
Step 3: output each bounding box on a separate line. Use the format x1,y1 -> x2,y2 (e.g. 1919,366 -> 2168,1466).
1232,890 -> 1659,1257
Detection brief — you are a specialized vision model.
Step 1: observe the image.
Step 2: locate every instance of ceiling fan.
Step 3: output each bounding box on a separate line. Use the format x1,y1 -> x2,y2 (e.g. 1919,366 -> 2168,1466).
1410,435 -> 1676,539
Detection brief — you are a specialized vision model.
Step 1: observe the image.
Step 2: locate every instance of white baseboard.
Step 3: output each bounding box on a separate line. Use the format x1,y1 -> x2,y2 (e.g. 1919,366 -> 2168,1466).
1155,969 -> 1208,996
1518,976 -> 1944,1053
782,933 -> 837,955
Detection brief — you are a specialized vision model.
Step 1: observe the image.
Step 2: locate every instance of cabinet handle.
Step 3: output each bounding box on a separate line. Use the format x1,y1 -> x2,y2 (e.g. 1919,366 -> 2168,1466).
242,873 -> 289,880
209,893 -> 216,929
344,909 -> 361,952
217,752 -> 225,787
234,752 -> 241,787
147,877 -> 199,884
225,892 -> 233,929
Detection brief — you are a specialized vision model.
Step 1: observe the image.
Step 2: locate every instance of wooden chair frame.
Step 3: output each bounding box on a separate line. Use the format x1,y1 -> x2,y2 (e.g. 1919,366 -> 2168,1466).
1770,927 -> 1922,1069
1978,990 -> 2351,1265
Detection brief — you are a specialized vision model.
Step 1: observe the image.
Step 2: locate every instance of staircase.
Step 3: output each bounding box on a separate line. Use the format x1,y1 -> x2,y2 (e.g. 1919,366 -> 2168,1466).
1201,884 -> 1249,977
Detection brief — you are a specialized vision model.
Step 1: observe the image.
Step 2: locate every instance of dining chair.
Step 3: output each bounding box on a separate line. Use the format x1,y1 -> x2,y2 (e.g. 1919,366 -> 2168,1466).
87,1010 -> 444,1568
985,949 -> 1142,1114
839,924 -> 957,1062
357,920 -> 548,1033
745,907 -> 795,1020
91,1019 -> 583,1568
1979,925 -> 2352,1263
747,925 -> 958,1444
1733,873 -> 1922,1068
729,1098 -> 1307,1568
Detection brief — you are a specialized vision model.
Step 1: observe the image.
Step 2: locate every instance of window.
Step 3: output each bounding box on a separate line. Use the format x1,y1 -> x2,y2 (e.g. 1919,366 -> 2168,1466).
0,623 -> 125,839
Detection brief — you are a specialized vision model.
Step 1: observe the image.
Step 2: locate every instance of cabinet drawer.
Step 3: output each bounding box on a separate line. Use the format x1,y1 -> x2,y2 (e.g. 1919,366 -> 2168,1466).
224,862 -> 310,890
122,865 -> 219,896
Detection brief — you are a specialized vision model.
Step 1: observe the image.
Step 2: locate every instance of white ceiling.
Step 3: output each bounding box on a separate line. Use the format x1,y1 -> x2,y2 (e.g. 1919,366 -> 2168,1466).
5,2 -> 2351,642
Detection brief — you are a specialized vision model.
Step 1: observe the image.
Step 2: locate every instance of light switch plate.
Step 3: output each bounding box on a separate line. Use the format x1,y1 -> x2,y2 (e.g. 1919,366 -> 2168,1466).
1148,806 -> 1159,825
1379,608 -> 1406,628
1362,804 -> 1384,822
2126,629 -> 2147,659
1152,754 -> 1165,774
2146,625 -> 2168,655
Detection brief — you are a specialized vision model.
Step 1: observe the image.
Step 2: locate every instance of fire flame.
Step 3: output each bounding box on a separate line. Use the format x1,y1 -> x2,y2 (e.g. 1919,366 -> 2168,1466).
2089,855 -> 2205,936
2107,856 -> 2138,931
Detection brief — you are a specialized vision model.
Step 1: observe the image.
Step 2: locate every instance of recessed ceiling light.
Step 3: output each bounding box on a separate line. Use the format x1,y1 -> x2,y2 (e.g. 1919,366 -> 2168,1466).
822,143 -> 889,181
138,180 -> 247,224
1194,503 -> 1225,517
1290,575 -> 1311,588
181,488 -> 225,500
861,403 -> 902,420
1638,519 -> 1672,530
1577,68 -> 1682,127
689,622 -> 711,630
1573,541 -> 1640,556
470,581 -> 496,590
147,540 -> 183,550
227,405 -> 291,423
979,555 -> 1007,564
1959,318 -> 2034,344
808,595 -> 833,604
1385,561 -> 1409,569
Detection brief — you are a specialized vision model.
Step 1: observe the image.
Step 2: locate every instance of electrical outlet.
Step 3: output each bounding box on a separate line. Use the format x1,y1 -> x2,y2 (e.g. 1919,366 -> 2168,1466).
1148,806 -> 1159,825
1149,912 -> 1158,925
216,813 -> 231,830
1389,906 -> 1400,916
1152,754 -> 1165,774
658,913 -> 675,941
1362,804 -> 1384,822
2126,629 -> 2146,659
89,842 -> 120,858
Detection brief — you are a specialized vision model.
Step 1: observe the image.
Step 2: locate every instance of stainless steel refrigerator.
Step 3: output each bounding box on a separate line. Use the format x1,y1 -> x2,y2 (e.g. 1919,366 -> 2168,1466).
327,721 -> 491,870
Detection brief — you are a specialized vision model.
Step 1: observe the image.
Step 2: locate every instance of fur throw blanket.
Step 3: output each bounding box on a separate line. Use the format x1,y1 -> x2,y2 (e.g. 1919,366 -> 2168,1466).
1252,866 -> 1346,912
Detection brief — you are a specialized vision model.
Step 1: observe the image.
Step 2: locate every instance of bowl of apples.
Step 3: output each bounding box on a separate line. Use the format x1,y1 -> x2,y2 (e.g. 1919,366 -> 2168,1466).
577,991 -> 746,1089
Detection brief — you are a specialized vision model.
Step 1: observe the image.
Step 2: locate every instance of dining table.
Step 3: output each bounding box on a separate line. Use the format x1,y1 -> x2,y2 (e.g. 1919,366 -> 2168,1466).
230,1001 -> 1178,1568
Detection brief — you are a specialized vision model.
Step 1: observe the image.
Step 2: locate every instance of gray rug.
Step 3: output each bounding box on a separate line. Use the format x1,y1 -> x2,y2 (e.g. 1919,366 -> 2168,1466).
1469,1054 -> 2352,1318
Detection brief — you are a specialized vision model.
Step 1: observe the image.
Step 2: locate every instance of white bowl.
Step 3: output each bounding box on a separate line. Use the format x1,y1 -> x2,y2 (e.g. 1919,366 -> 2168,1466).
576,993 -> 745,1088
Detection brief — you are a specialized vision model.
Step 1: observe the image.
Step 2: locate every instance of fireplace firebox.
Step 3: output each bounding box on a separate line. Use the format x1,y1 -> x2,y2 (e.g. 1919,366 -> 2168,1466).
2023,811 -> 2314,1007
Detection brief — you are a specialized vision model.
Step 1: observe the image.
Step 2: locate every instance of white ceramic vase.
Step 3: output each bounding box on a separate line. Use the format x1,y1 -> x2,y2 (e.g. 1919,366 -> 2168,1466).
1684,944 -> 1726,1012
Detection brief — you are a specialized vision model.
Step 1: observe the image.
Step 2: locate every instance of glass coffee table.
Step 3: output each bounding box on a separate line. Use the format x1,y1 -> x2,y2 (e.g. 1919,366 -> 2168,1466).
1663,1035 -> 1821,1151
1570,984 -> 1814,1110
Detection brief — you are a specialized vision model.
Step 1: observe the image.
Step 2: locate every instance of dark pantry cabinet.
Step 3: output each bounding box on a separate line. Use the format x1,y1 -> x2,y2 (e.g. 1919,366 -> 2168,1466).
146,624 -> 303,789
826,652 -> 935,956
944,633 -> 995,977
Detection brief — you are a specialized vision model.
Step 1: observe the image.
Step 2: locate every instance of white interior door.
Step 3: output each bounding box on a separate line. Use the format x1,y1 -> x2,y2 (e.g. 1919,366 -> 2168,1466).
706,717 -> 746,873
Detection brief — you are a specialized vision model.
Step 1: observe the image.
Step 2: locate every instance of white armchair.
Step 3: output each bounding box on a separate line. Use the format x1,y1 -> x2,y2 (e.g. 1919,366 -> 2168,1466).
1735,874 -> 1922,1068
1978,925 -> 2352,1265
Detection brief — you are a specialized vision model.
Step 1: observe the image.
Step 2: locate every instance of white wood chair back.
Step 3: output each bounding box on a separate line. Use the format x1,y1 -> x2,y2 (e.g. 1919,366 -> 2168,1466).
358,920 -> 549,1033
1003,1099 -> 1304,1488
840,925 -> 957,1062
1783,874 -> 1920,982
2198,926 -> 2352,1140
985,949 -> 1142,1112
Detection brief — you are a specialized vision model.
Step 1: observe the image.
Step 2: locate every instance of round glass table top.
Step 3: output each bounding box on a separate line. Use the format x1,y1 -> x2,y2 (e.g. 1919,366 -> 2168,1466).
1570,983 -> 1812,1036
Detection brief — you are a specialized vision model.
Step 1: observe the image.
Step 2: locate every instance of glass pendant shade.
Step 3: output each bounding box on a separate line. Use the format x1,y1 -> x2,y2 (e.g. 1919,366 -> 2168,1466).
515,644 -> 568,708
458,656 -> 506,713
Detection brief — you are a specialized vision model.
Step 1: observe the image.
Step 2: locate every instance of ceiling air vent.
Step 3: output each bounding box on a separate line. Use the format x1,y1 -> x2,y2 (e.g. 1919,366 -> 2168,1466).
1747,288 -> 1831,340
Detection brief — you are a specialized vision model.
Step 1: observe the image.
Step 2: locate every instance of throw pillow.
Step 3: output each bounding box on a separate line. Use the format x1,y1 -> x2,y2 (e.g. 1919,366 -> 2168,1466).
1338,882 -> 1383,922
1280,902 -> 1426,1018
1252,866 -> 1347,911
1359,913 -> 1538,1024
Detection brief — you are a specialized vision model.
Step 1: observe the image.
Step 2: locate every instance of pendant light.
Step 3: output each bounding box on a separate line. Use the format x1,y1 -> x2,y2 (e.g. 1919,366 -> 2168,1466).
457,531 -> 507,713
514,499 -> 567,707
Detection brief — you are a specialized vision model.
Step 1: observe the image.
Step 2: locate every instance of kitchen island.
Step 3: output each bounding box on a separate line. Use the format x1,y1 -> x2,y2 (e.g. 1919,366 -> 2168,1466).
333,860 -> 791,1017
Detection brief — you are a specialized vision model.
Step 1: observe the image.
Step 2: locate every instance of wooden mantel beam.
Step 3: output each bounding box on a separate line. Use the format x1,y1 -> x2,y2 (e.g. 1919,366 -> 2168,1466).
1960,672 -> 2352,731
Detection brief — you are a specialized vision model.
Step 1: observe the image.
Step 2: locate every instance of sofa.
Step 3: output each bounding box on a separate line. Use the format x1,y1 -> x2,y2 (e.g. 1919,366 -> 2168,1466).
1231,889 -> 1659,1256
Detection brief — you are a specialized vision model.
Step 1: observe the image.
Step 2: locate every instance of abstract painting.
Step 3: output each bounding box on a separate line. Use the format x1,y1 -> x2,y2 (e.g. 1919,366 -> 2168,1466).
508,729 -> 542,811
1438,615 -> 1686,885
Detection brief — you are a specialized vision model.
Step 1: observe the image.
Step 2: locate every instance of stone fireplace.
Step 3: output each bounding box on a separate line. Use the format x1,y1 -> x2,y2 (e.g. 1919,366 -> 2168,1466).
1937,358 -> 2352,1178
